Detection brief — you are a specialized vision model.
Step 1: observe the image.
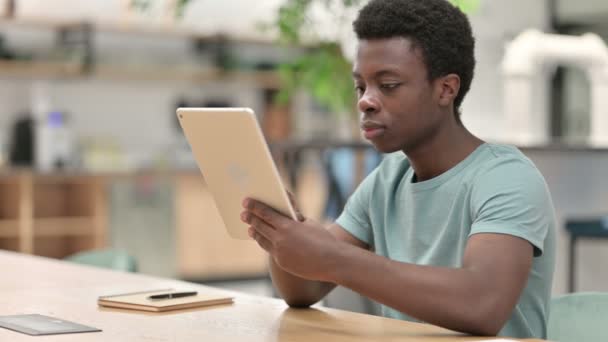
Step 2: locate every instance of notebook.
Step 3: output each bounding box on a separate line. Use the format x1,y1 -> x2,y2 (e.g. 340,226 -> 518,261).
98,289 -> 233,312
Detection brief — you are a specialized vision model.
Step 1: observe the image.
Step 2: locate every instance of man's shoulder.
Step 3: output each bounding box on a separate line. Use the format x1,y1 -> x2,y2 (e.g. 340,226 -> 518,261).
469,144 -> 552,204
470,143 -> 542,180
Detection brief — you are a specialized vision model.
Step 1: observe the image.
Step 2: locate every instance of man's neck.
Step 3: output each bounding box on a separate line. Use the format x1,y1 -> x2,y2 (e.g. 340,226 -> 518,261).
404,122 -> 484,182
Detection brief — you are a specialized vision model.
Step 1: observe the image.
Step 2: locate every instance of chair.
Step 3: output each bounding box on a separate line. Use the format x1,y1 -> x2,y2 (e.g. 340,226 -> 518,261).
322,148 -> 382,315
547,292 -> 608,342
323,147 -> 382,219
65,249 -> 138,273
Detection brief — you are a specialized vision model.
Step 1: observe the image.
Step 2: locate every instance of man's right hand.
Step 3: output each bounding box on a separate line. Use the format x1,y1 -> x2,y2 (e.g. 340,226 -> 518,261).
243,190 -> 369,307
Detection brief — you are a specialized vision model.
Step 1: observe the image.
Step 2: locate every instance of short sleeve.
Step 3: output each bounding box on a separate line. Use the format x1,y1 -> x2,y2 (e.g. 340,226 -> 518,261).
335,168 -> 379,245
470,158 -> 554,257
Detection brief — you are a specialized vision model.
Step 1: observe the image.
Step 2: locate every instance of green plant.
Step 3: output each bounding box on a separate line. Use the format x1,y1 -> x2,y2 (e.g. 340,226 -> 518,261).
129,0 -> 194,19
273,0 -> 363,116
174,0 -> 193,18
129,0 -> 153,13
449,0 -> 481,13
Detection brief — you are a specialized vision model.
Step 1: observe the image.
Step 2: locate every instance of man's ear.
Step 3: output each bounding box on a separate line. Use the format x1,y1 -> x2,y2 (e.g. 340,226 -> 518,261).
437,74 -> 461,107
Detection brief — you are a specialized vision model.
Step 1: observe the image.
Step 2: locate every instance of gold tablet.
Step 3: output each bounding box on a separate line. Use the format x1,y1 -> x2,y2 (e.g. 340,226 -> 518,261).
176,107 -> 297,239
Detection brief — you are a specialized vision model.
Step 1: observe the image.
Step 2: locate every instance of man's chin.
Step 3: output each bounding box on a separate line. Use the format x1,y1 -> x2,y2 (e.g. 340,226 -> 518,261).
371,140 -> 401,154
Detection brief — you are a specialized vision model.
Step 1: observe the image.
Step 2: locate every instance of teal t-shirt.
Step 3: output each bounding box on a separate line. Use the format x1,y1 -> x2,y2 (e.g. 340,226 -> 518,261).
335,143 -> 555,338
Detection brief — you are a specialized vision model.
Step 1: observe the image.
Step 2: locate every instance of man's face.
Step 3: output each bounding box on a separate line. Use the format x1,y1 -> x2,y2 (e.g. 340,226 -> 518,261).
353,37 -> 444,153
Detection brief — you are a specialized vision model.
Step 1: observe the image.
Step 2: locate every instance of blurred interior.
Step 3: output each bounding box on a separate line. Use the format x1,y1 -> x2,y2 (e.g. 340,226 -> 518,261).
0,0 -> 608,315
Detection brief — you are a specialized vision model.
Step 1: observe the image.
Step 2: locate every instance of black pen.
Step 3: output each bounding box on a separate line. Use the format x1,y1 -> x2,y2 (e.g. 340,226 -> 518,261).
147,291 -> 198,300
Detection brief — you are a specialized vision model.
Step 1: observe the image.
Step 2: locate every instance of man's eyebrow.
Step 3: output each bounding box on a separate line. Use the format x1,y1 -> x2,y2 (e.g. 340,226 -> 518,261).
374,69 -> 401,77
352,69 -> 402,79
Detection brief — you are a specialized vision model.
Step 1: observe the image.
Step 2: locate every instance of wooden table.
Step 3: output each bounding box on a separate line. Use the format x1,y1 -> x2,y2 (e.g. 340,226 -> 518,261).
0,251 -> 545,341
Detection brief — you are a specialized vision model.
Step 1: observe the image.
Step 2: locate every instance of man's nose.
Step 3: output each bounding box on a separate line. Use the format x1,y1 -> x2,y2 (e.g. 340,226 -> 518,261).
357,89 -> 380,115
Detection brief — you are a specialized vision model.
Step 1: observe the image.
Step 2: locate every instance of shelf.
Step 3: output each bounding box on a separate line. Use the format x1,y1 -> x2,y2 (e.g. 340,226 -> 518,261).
93,64 -> 281,86
1,17 -> 285,86
0,60 -> 281,87
0,220 -> 19,238
0,17 -> 275,45
0,173 -> 106,256
0,17 -> 87,30
95,22 -> 272,44
34,217 -> 96,237
0,60 -> 83,79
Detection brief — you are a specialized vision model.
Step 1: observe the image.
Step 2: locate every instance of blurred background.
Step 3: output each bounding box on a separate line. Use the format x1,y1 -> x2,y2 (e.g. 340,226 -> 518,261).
0,0 -> 608,315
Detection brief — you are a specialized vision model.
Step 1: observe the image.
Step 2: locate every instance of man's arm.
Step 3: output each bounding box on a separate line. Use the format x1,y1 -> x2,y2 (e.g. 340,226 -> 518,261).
269,224 -> 369,307
242,199 -> 533,336
331,233 -> 533,336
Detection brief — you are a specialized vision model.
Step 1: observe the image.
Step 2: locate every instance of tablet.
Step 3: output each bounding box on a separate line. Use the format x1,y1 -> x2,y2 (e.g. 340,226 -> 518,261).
176,107 -> 297,239
0,314 -> 101,336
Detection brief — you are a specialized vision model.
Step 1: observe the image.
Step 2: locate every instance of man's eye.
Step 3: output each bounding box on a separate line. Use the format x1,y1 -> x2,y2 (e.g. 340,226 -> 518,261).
355,86 -> 365,94
380,83 -> 400,90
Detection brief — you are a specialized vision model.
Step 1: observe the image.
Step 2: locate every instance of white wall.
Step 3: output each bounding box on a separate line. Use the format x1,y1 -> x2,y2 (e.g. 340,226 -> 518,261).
461,0 -> 550,141
557,0 -> 608,24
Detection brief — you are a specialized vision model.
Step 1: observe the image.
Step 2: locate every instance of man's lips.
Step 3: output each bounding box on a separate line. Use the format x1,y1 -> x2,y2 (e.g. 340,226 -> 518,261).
361,121 -> 386,139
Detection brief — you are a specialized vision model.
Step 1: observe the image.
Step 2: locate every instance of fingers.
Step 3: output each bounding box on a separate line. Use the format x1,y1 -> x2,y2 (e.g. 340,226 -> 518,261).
241,211 -> 277,241
242,198 -> 292,227
249,227 -> 273,252
285,190 -> 306,222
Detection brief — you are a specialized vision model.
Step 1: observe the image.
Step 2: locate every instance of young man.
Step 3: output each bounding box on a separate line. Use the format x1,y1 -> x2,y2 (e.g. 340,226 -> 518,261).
241,0 -> 555,338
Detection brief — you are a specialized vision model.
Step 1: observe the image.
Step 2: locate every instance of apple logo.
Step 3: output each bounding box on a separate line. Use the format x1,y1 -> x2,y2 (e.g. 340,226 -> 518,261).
227,163 -> 250,187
